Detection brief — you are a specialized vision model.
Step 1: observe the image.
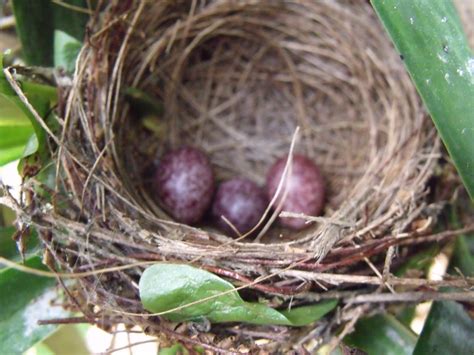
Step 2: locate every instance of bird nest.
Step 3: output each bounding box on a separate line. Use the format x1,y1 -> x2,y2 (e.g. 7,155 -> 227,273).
7,0 -> 464,352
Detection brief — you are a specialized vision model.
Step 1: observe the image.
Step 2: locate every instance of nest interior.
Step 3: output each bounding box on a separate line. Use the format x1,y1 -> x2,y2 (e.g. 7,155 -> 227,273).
26,0 -> 444,351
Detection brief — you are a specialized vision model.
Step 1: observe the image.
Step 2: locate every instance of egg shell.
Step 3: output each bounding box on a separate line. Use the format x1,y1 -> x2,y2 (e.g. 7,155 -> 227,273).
212,177 -> 268,237
266,154 -> 325,230
155,146 -> 214,224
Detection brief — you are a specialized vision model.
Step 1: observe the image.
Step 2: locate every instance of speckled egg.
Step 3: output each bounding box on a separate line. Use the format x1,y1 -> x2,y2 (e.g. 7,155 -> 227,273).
211,178 -> 267,237
266,154 -> 325,230
155,146 -> 214,224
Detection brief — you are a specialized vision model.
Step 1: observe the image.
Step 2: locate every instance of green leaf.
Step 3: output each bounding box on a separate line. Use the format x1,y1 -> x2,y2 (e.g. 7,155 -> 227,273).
413,214 -> 474,354
0,257 -> 67,355
18,94 -> 53,161
139,264 -> 337,326
0,125 -> 33,150
413,301 -> 474,355
344,314 -> 417,355
0,205 -> 16,226
22,134 -> 40,159
42,325 -> 90,355
0,226 -> 41,266
52,0 -> 89,42
30,342 -> 55,355
0,53 -> 54,166
395,306 -> 417,329
139,264 -> 286,325
159,344 -> 189,355
0,94 -> 35,166
12,0 -> 89,67
0,227 -> 17,263
450,233 -> 474,276
0,93 -> 51,166
54,31 -> 83,73
12,0 -> 55,66
370,0 -> 474,198
0,55 -> 14,96
280,300 -> 339,327
0,146 -> 26,167
0,94 -> 32,127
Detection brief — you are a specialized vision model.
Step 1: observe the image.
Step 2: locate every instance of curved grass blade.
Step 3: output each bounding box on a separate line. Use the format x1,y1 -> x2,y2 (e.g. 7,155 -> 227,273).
371,0 -> 474,198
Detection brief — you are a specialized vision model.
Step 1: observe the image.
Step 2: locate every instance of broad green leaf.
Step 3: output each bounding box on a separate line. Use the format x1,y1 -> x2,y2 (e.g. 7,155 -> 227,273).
0,95 -> 35,166
0,125 -> 33,149
0,94 -> 32,127
139,264 -> 287,325
0,257 -> 67,355
0,56 -> 54,166
371,0 -> 474,198
139,264 -> 337,326
413,301 -> 474,355
0,146 -> 27,167
54,30 -> 83,73
344,314 -> 417,355
0,93 -> 51,166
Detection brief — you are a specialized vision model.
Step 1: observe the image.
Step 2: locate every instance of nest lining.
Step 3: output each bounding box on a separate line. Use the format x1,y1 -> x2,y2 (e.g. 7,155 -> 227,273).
17,0 -> 448,351
88,0 -> 437,257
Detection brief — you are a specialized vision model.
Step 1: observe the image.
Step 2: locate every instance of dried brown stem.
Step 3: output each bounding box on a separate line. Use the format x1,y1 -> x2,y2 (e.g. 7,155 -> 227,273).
38,316 -> 94,325
276,269 -> 473,289
347,291 -> 474,304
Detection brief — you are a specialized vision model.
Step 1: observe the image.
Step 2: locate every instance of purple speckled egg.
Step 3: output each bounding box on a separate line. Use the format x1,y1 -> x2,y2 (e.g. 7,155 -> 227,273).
155,146 -> 214,224
211,178 -> 268,237
266,154 -> 325,230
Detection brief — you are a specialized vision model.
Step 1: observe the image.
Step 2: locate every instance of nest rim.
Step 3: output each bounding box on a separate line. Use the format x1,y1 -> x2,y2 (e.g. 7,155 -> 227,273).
74,0 -> 437,255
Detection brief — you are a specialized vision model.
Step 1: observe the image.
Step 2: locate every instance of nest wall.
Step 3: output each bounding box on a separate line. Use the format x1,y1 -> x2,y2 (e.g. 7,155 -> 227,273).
33,0 -> 441,350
